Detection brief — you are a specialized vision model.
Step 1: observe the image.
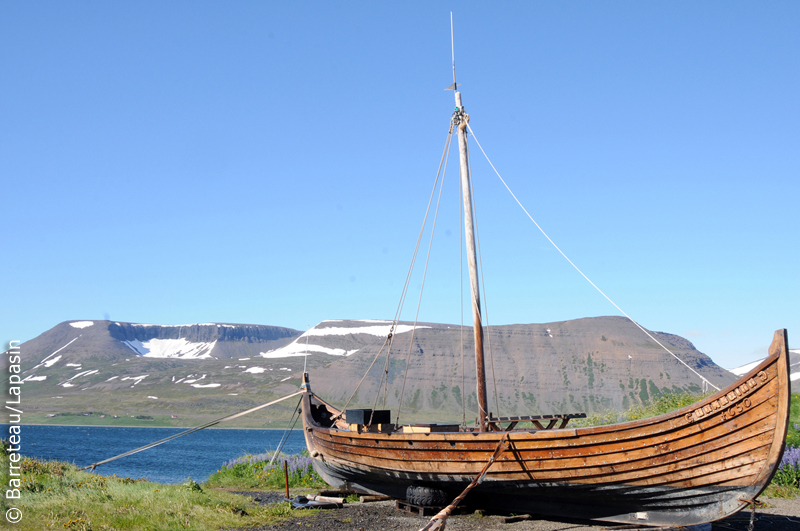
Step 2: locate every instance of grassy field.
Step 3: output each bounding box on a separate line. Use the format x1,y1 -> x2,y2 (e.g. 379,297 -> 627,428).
0,451 -> 323,531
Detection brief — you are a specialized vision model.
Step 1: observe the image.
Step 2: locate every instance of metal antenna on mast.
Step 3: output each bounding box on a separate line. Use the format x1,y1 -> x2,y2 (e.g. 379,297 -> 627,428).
451,12 -> 457,90
446,12 -> 458,92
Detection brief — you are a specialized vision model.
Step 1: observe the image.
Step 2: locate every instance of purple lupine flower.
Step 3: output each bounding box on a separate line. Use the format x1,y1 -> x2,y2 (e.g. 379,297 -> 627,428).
780,446 -> 800,468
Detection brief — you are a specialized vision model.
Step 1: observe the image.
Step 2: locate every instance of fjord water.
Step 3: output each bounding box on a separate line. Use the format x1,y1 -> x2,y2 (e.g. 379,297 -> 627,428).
15,425 -> 307,484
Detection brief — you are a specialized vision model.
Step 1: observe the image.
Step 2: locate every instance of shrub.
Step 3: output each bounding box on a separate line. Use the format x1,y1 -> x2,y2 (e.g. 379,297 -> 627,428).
207,450 -> 326,490
772,446 -> 800,489
572,391 -> 710,427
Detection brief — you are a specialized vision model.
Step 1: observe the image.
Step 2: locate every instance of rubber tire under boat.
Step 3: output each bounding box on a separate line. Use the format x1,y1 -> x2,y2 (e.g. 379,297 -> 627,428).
406,485 -> 449,507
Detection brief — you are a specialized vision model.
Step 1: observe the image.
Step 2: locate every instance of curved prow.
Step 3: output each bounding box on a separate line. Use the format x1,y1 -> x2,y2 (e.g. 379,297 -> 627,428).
752,329 -> 791,493
768,328 -> 790,358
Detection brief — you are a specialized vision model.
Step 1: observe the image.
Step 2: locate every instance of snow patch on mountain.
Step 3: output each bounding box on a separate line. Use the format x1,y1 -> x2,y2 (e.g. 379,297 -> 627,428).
245,367 -> 267,374
23,375 -> 46,382
33,336 -> 80,369
70,321 -> 94,329
68,369 -> 98,381
259,341 -> 359,359
122,338 -> 217,359
258,323 -> 425,358
42,355 -> 62,368
192,383 -> 221,388
121,375 -> 148,386
305,324 -> 426,337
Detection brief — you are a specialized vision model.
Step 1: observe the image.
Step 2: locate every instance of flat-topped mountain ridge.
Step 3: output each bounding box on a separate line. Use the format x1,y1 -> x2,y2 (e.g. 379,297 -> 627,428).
5,317 -> 751,426
19,320 -> 302,365
305,316 -> 739,418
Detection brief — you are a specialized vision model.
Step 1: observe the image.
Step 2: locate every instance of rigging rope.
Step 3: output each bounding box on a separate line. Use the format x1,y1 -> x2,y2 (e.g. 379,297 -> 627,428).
380,329 -> 396,409
465,123 -> 720,391
337,332 -> 393,419
339,125 -> 455,421
396,127 -> 453,425
460,163 -> 467,428
269,397 -> 302,465
80,390 -> 304,471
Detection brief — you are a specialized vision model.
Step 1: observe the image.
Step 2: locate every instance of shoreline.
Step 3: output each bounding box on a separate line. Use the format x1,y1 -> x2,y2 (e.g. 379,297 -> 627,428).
6,423 -> 289,430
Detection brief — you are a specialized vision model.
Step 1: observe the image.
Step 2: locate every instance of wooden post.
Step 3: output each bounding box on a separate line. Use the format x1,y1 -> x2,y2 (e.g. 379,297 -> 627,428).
454,91 -> 488,432
284,460 -> 289,499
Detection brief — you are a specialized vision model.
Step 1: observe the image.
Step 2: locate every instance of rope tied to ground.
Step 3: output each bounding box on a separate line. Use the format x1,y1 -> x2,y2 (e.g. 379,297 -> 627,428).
80,390 -> 304,471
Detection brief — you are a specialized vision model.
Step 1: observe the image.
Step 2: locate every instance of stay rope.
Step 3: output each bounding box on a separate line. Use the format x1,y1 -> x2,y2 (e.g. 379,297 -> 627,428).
466,123 -> 720,391
80,390 -> 304,471
337,125 -> 455,422
268,397 -> 302,465
396,125 -> 453,425
418,433 -> 511,531
459,162 -> 466,428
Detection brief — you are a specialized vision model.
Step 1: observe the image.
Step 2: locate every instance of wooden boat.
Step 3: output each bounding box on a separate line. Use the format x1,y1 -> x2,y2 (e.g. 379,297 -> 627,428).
300,37 -> 791,526
301,330 -> 789,526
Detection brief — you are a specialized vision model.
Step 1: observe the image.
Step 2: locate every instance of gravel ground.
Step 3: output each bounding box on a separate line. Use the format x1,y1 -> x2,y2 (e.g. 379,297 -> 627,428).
227,493 -> 800,531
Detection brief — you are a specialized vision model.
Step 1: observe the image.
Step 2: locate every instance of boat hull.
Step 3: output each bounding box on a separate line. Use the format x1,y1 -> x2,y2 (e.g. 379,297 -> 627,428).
301,330 -> 790,526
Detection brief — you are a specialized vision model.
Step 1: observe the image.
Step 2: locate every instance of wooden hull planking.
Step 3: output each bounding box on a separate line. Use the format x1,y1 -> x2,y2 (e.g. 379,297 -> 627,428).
301,329 -> 790,526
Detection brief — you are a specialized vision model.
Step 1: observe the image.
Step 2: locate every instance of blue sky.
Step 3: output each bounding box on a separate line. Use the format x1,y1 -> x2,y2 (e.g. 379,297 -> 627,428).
1,2 -> 797,368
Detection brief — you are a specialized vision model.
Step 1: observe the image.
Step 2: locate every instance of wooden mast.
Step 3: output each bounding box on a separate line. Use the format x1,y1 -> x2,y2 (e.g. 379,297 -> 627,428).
453,90 -> 489,432
449,14 -> 488,432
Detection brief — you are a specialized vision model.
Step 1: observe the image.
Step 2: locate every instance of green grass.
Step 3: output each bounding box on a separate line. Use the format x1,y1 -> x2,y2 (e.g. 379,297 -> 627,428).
763,483 -> 800,498
205,451 -> 327,491
0,453 -> 321,531
786,393 -> 800,446
571,391 -> 713,428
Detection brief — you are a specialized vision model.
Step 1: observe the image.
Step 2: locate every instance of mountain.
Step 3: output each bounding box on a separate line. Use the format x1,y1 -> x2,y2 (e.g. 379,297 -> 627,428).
22,320 -> 301,364
8,320 -> 313,428
5,317 -> 743,427
302,316 -> 738,422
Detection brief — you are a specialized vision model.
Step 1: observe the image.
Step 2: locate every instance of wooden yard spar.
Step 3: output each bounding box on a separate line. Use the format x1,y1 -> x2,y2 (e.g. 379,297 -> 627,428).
297,44 -> 791,527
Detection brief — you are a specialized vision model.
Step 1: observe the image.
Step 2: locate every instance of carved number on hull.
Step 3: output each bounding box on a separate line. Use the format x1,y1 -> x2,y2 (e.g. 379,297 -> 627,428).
684,371 -> 766,424
721,398 -> 752,421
